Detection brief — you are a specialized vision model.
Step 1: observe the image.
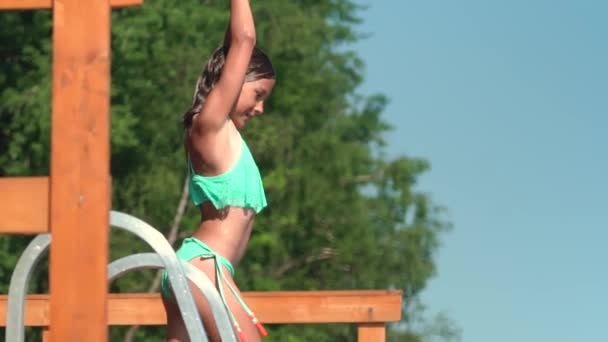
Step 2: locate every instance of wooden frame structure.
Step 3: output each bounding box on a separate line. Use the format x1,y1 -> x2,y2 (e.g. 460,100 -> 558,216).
0,1 -> 143,340
0,1 -> 402,341
0,291 -> 401,341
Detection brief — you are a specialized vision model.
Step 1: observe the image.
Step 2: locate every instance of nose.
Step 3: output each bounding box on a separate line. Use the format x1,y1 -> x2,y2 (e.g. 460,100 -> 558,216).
254,101 -> 264,115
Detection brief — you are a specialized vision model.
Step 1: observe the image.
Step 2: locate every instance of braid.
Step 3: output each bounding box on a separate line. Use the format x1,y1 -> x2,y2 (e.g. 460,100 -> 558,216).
183,46 -> 227,129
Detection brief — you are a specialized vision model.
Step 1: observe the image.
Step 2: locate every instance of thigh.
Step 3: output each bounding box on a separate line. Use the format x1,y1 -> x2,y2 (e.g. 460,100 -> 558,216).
162,293 -> 196,342
162,257 -> 261,342
189,257 -> 262,342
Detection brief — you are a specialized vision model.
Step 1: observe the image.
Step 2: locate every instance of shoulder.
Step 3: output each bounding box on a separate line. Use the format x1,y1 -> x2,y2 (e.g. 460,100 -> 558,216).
186,122 -> 240,175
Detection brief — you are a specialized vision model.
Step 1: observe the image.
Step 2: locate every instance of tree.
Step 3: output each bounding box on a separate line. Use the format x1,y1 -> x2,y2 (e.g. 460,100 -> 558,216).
0,1 -> 452,340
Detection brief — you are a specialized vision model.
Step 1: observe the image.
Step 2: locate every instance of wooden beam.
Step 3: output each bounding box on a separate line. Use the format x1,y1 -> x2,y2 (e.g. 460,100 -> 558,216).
0,0 -> 142,10
0,177 -> 49,234
0,291 -> 402,327
0,176 -> 112,234
244,290 -> 402,324
358,323 -> 386,342
48,0 -> 111,340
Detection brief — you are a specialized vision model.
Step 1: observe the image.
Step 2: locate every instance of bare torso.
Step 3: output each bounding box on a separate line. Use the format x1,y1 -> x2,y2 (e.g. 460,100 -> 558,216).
191,204 -> 255,267
186,121 -> 255,267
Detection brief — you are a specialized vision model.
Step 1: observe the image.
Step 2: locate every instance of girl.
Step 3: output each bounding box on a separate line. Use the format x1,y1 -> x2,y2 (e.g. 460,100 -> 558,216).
160,1 -> 276,341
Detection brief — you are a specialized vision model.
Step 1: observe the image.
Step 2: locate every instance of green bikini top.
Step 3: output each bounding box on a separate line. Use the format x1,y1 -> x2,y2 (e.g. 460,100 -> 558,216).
187,135 -> 267,214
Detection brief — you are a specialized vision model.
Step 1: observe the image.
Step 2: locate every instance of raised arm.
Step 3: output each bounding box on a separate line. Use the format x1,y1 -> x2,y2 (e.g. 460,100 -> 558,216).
192,0 -> 256,133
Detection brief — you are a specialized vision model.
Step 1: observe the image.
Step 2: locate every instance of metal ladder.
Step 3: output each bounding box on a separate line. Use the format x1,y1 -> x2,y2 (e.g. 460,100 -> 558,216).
5,210 -> 237,342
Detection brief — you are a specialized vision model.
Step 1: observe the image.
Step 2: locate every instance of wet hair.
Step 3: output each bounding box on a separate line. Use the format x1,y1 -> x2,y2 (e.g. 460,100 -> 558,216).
182,45 -> 275,129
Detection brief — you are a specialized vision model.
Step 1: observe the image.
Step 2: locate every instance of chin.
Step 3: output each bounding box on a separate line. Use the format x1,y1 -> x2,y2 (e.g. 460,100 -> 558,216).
230,118 -> 245,130
236,120 -> 247,130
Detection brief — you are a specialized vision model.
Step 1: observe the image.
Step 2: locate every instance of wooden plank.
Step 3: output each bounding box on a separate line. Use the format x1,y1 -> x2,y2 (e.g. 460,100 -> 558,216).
0,295 -> 49,327
0,177 -> 49,234
244,290 -> 402,324
0,291 -> 402,326
0,0 -> 142,10
0,176 -> 111,234
48,0 -> 111,341
358,323 -> 386,342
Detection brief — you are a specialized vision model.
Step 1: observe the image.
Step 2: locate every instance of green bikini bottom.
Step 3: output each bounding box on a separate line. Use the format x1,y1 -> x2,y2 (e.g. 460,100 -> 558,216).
160,237 -> 267,341
160,237 -> 235,299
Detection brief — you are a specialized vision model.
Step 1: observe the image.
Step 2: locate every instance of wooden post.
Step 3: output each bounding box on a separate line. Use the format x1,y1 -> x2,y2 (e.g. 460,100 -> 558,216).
42,328 -> 51,342
48,0 -> 111,340
358,323 -> 386,342
0,0 -> 141,341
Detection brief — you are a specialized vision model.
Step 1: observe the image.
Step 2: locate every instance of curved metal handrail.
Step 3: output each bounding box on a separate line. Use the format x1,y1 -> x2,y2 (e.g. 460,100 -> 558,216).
6,211 -> 235,342
5,234 -> 51,342
108,210 -> 207,340
108,253 -> 236,341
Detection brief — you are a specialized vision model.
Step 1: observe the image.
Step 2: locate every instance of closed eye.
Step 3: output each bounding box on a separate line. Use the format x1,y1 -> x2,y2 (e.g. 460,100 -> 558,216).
255,89 -> 267,100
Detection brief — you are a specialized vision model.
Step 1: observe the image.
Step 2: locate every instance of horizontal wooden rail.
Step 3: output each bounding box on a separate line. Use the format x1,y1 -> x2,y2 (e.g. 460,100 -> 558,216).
0,0 -> 142,10
0,177 -> 49,234
0,176 -> 112,234
0,291 -> 402,326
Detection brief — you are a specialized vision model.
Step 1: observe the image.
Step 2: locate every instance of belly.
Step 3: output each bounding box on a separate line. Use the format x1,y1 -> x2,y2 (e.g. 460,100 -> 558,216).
191,202 -> 256,266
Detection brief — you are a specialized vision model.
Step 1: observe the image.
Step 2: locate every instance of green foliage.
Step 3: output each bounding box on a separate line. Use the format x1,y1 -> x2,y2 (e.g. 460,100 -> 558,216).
0,1 -> 454,340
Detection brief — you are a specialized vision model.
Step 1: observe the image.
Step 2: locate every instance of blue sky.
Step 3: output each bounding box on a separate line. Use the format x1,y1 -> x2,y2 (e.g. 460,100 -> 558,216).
354,1 -> 607,341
